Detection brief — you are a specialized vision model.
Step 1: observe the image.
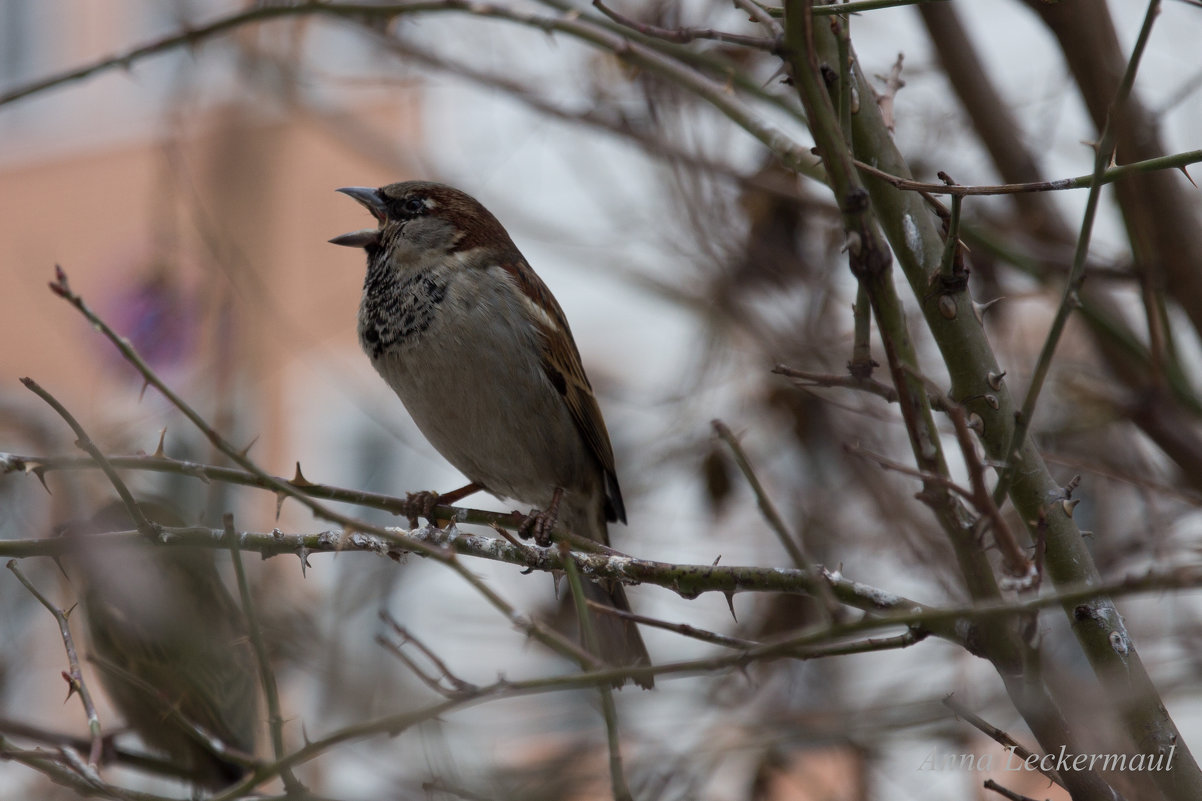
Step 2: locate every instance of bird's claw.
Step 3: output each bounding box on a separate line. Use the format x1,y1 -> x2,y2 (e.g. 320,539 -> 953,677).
403,490 -> 441,528
516,487 -> 565,547
518,508 -> 557,547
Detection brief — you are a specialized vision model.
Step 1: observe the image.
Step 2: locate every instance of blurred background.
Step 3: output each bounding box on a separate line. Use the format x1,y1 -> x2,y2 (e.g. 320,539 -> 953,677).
2,1 -> 1201,799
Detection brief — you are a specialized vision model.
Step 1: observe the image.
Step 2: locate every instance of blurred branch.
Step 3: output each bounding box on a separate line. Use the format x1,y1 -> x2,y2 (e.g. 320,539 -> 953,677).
0,1 -> 359,107
6,560 -> 104,772
996,0 -> 1162,507
942,695 -> 1066,789
711,419 -> 842,620
0,740 -> 174,801
585,600 -> 757,649
226,515 -> 302,794
18,375 -> 156,543
754,0 -> 954,14
369,33 -> 806,195
853,149 -> 1202,196
982,779 -> 1043,801
774,363 -> 924,407
0,1 -> 817,177
559,541 -> 631,801
377,613 -> 478,696
1023,0 -> 1202,343
593,0 -> 777,49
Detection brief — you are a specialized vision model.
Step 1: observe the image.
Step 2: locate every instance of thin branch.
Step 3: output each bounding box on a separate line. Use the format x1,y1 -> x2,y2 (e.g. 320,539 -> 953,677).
4,0 -> 818,178
712,419 -> 842,621
752,0 -> 953,15
18,376 -> 155,542
942,695 -> 1065,789
6,560 -> 104,771
843,442 -> 977,503
945,400 -> 1034,584
982,778 -> 1043,801
774,363 -> 899,404
593,0 -> 776,49
370,33 -> 775,195
995,0 -> 1163,506
378,612 -> 478,696
585,600 -> 758,649
0,2 -> 433,108
732,0 -> 783,35
0,740 -> 174,801
559,542 -> 631,801
0,451 -> 583,543
225,514 -> 301,794
853,148 -> 1202,196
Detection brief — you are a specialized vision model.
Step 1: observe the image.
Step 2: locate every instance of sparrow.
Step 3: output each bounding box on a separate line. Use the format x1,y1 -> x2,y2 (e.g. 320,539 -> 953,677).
71,499 -> 259,789
330,180 -> 652,688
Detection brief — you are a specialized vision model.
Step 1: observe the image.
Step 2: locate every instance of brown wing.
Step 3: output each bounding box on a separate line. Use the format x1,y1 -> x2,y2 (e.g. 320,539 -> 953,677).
499,260 -> 626,524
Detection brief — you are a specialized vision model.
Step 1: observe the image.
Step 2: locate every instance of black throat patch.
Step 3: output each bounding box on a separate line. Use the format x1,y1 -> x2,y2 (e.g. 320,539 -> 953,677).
359,260 -> 449,359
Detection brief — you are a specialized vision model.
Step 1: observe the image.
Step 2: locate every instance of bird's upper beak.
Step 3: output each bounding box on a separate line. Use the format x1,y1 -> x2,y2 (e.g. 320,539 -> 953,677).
330,186 -> 387,248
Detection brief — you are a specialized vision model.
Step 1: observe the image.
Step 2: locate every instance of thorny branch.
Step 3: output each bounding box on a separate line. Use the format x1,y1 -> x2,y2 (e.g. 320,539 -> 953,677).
6,561 -> 105,773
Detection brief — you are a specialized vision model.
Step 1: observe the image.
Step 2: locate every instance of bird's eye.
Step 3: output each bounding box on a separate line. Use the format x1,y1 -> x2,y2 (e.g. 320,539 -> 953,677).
401,196 -> 426,216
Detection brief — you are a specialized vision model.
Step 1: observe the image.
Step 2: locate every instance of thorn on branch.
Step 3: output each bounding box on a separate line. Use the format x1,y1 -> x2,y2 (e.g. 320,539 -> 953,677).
290,462 -> 315,487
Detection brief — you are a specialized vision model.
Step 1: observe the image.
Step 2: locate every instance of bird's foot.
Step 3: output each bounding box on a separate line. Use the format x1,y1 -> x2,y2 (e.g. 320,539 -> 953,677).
517,488 -> 565,547
402,491 -> 440,528
402,482 -> 483,528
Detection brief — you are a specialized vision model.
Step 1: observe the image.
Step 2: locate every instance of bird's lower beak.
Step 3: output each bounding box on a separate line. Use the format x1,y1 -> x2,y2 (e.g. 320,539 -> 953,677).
330,186 -> 386,248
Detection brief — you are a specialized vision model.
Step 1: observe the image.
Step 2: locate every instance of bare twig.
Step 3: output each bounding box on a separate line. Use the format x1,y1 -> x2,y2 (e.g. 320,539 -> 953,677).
995,0 -> 1163,507
585,600 -> 758,649
1,734 -> 194,801
853,148 -> 1202,196
559,541 -> 631,801
593,0 -> 775,49
942,695 -> 1065,789
712,419 -> 842,621
944,401 -> 1034,584
378,612 -> 478,696
843,442 -> 976,503
19,375 -> 156,542
225,515 -> 299,793
982,778 -> 1044,801
775,363 -> 898,403
6,560 -> 104,770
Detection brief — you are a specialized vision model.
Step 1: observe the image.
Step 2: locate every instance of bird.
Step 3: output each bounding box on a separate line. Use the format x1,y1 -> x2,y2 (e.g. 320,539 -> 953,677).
71,499 -> 259,789
330,180 -> 652,688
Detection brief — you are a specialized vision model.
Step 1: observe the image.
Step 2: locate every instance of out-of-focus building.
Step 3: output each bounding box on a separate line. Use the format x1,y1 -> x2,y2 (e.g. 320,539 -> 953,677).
0,4 -> 429,795
1,1 -> 426,505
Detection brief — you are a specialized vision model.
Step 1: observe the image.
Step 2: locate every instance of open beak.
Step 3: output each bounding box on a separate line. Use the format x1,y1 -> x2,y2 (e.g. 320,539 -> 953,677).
330,186 -> 386,248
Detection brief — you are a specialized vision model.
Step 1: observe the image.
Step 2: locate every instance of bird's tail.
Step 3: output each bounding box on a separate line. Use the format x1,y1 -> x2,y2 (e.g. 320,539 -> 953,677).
580,577 -> 654,689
